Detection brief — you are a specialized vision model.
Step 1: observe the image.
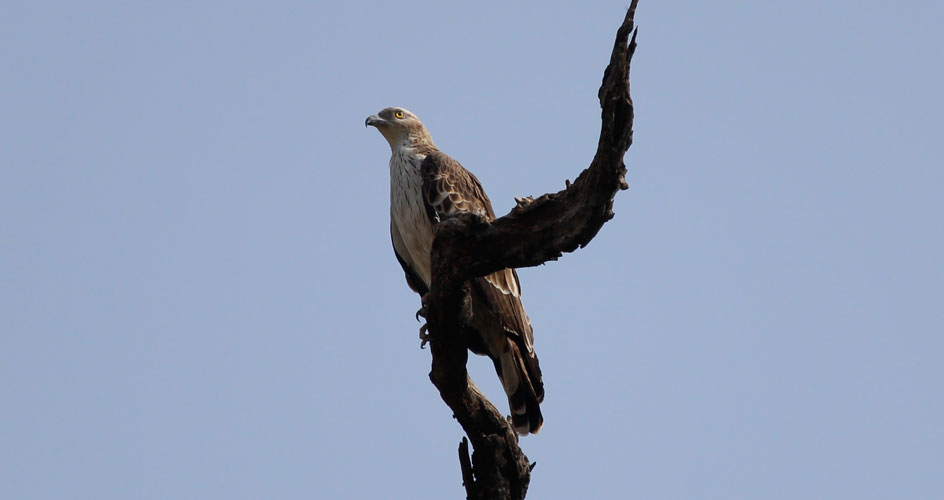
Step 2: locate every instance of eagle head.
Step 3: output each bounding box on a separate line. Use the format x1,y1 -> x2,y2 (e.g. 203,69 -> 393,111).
365,107 -> 434,151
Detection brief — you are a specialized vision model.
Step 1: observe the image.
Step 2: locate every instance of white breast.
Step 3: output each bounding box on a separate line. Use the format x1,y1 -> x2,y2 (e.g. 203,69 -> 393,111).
390,149 -> 435,288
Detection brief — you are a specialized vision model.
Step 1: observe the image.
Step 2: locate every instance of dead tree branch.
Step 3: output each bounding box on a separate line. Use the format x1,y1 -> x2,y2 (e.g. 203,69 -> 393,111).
425,3 -> 638,499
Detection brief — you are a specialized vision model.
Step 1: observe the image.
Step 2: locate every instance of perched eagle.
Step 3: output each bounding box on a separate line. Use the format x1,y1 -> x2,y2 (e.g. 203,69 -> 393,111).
366,106 -> 544,435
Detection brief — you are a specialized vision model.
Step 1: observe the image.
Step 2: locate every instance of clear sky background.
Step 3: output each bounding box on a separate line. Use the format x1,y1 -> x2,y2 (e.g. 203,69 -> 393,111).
2,1 -> 941,499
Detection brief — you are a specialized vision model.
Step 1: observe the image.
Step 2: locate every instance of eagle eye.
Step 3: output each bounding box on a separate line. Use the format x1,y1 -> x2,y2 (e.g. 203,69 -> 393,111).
395,111 -> 405,119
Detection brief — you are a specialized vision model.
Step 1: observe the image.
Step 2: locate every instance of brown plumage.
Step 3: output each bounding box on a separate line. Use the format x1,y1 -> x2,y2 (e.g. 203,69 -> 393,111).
366,106 -> 544,435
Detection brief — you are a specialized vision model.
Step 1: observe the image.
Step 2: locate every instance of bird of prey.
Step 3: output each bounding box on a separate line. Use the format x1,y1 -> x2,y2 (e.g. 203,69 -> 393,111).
366,106 -> 544,435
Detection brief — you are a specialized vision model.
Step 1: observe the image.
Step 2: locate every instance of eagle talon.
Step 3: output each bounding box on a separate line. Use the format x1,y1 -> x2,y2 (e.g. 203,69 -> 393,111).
415,293 -> 430,321
419,323 -> 430,349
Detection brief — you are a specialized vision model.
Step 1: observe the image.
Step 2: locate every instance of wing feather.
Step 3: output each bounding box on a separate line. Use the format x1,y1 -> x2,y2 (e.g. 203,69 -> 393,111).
421,151 -> 543,403
420,151 -> 494,222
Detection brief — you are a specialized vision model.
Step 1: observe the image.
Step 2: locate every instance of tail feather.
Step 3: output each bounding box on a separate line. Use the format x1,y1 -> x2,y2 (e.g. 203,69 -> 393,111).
509,386 -> 543,435
496,342 -> 544,435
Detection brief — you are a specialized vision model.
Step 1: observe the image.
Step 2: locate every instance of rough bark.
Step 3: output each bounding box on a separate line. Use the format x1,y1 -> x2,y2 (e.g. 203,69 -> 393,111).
425,3 -> 638,499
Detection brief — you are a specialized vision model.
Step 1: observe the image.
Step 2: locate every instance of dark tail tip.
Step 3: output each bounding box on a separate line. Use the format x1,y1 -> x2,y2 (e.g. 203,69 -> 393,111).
510,390 -> 543,435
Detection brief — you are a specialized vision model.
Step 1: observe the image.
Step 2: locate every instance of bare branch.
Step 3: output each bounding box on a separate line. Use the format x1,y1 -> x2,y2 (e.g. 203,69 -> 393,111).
424,4 -> 639,499
458,438 -> 476,497
431,5 -> 638,291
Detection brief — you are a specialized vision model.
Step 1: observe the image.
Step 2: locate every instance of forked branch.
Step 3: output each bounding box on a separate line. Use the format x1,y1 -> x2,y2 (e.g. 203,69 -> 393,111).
424,3 -> 639,499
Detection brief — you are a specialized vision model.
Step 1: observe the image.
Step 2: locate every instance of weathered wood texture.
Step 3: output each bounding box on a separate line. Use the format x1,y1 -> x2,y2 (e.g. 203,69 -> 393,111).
425,3 -> 638,499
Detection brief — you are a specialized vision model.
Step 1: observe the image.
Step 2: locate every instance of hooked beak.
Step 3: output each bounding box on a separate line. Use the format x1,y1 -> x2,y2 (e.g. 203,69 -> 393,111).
365,114 -> 384,127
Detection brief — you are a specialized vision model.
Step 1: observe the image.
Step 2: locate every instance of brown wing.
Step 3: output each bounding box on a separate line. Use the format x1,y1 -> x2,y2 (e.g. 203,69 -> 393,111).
421,150 -> 544,434
469,270 -> 543,397
420,150 -> 495,221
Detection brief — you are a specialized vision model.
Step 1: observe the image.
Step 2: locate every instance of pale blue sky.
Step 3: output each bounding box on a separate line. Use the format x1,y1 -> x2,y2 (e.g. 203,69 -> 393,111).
2,1 -> 941,499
